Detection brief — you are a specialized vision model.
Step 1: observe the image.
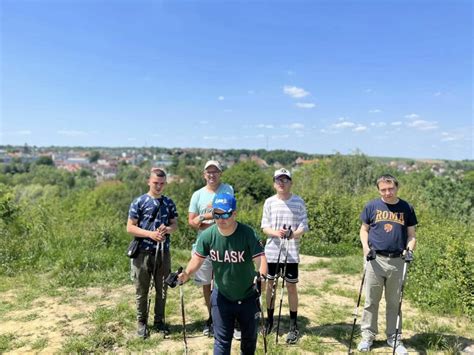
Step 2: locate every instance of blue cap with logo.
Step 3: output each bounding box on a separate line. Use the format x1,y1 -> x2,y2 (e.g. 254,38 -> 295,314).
212,193 -> 237,213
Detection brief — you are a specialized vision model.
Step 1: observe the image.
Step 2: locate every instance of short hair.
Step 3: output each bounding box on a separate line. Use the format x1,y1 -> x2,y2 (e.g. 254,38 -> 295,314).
376,174 -> 399,188
150,167 -> 167,178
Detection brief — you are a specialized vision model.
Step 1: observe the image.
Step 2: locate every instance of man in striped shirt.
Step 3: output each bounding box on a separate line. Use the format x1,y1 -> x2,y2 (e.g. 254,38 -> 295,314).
261,168 -> 309,344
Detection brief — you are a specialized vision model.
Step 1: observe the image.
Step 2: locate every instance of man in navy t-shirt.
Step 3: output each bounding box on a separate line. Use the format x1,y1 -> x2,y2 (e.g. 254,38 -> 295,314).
127,168 -> 178,338
357,174 -> 417,354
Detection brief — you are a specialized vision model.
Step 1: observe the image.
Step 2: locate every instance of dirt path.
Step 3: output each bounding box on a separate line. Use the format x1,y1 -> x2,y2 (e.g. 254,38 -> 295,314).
1,255 -> 472,354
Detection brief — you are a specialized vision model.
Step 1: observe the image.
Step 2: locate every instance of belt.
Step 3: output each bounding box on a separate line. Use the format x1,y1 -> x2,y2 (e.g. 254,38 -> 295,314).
376,250 -> 402,258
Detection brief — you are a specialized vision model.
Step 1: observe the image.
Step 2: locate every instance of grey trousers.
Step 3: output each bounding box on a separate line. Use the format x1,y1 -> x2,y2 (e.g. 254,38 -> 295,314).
131,249 -> 171,323
360,255 -> 404,340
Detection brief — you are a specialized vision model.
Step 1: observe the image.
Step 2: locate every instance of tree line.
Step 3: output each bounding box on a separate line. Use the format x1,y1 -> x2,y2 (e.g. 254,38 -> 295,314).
0,153 -> 472,318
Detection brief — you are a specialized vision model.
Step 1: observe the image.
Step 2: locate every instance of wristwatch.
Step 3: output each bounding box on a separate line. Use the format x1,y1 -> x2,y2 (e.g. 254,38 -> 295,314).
198,215 -> 205,223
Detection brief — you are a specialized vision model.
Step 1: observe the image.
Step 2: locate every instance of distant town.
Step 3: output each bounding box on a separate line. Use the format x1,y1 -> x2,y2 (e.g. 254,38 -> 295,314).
1,144 -> 471,182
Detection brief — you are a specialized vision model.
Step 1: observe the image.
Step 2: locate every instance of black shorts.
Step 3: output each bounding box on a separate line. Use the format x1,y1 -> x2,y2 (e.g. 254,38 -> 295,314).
266,263 -> 299,284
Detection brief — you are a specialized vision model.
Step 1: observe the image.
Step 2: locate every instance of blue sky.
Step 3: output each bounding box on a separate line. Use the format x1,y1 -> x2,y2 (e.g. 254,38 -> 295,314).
1,0 -> 472,160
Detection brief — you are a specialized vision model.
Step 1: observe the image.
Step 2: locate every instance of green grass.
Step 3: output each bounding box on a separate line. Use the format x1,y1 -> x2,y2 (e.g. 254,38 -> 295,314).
31,337 -> 48,350
326,255 -> 362,275
0,300 -> 14,318
300,287 -> 323,297
61,300 -> 137,352
320,278 -> 338,292
0,333 -> 26,352
300,261 -> 331,271
317,302 -> 351,324
15,312 -> 40,322
0,333 -> 16,352
331,287 -> 357,300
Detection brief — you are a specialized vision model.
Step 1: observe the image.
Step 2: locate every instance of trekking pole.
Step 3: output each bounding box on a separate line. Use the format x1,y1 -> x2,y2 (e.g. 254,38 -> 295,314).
348,248 -> 376,354
145,243 -> 160,338
177,267 -> 188,354
255,273 -> 267,354
164,267 -> 186,352
268,224 -> 286,337
160,241 -> 166,331
276,226 -> 292,344
392,249 -> 413,355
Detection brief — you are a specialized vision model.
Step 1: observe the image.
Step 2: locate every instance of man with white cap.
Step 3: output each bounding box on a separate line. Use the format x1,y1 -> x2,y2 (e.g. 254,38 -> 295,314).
261,168 -> 309,344
188,160 -> 234,336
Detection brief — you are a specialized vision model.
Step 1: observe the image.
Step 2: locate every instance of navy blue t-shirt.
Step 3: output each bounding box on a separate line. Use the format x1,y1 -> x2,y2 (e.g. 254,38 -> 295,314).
360,198 -> 417,253
128,194 -> 178,251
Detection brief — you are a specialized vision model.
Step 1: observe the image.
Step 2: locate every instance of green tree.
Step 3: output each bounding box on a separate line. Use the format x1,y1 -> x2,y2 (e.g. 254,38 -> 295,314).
222,161 -> 273,203
88,150 -> 101,163
35,155 -> 54,166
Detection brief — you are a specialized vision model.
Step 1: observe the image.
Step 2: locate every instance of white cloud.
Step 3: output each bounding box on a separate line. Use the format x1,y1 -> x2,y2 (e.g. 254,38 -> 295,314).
370,122 -> 387,127
353,125 -> 367,132
369,109 -> 382,113
16,130 -> 32,135
333,121 -> 355,129
441,131 -> 464,142
391,121 -> 402,126
223,109 -> 233,113
203,135 -> 238,141
218,96 -> 225,101
271,134 -> 290,139
283,85 -> 310,98
295,102 -> 316,109
433,92 -> 442,97
407,120 -> 438,130
257,124 -> 274,129
127,137 -> 136,141
199,120 -> 209,125
405,113 -> 420,119
287,70 -> 295,76
365,88 -> 373,93
57,130 -> 87,136
247,90 -> 255,95
288,123 -> 304,129
243,134 -> 265,139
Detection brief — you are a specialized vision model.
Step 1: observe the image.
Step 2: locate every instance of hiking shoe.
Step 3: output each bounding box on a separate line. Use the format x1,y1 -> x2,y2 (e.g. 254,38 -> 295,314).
153,321 -> 170,335
203,319 -> 214,336
137,321 -> 148,338
387,337 -> 408,355
286,326 -> 299,344
357,339 -> 373,352
233,328 -> 241,340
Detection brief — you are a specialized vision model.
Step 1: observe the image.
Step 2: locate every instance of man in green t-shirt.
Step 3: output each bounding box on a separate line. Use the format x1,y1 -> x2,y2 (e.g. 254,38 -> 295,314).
179,193 -> 267,355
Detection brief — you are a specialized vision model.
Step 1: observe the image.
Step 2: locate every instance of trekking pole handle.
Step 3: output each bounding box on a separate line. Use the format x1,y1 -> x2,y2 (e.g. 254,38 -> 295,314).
403,249 -> 414,263
366,248 -> 376,261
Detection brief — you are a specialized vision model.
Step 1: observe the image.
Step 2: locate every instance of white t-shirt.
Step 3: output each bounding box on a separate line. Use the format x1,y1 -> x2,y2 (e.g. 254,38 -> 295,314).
261,194 -> 309,263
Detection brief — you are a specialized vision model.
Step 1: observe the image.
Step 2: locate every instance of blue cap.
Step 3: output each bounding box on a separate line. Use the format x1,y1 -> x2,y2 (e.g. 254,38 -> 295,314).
212,193 -> 237,213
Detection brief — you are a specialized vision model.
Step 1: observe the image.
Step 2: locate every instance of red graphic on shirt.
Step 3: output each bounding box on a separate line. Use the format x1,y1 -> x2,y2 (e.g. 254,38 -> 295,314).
384,223 -> 393,233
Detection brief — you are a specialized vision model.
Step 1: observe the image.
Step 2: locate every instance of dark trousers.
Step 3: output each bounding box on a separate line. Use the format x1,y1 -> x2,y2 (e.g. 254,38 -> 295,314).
211,289 -> 259,355
131,249 -> 171,323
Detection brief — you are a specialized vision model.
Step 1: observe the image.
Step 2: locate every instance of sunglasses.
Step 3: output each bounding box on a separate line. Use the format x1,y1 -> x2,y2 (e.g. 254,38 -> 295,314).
213,211 -> 233,220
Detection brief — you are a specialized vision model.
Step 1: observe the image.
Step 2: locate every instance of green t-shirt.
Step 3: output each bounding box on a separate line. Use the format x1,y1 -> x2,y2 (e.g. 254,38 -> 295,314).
195,223 -> 264,301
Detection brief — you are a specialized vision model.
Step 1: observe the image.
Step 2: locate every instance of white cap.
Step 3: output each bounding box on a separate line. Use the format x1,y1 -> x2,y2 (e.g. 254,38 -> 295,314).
204,160 -> 222,171
274,168 -> 291,180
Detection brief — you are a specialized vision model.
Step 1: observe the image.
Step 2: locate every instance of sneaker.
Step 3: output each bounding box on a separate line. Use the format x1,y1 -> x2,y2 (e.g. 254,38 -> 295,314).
286,326 -> 299,344
137,321 -> 148,338
357,339 -> 373,352
233,328 -> 241,340
153,320 -> 170,335
203,319 -> 214,336
387,337 -> 408,355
